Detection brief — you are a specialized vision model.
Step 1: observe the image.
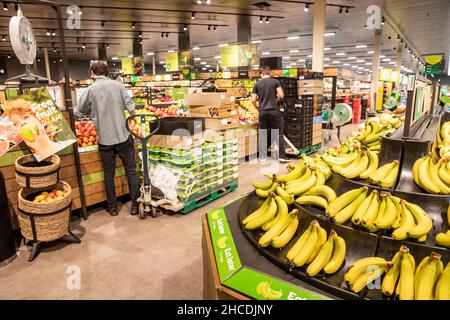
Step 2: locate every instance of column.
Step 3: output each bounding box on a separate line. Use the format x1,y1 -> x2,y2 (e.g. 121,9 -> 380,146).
371,29 -> 382,112
312,0 -> 326,72
133,39 -> 143,58
178,30 -> 190,51
396,47 -> 402,73
237,16 -> 251,45
43,48 -> 51,81
98,45 -> 107,61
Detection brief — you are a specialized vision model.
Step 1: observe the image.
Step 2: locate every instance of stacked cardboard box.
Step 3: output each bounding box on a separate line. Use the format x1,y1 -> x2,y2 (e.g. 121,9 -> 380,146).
312,116 -> 323,146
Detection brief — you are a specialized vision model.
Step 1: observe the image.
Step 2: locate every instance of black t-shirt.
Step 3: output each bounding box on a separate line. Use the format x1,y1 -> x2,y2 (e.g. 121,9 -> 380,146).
252,77 -> 282,111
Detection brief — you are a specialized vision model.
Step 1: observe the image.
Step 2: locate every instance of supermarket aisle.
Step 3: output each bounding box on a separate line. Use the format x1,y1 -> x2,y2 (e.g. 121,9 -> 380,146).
0,124 -> 358,300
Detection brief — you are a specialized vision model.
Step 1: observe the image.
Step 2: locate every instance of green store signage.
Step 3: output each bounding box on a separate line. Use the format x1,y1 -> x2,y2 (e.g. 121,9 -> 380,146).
424,54 -> 444,77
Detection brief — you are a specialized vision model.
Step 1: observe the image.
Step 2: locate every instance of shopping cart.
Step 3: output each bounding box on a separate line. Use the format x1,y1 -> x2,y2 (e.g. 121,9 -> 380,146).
125,113 -> 163,219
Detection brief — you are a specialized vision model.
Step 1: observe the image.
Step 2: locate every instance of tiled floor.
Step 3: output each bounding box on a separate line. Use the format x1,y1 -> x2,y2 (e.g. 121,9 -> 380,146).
0,124 -> 358,299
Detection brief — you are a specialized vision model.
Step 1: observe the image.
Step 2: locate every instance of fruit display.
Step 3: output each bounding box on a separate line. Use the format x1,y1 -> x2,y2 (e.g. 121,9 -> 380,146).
126,109 -> 156,137
144,104 -> 185,118
0,116 -> 23,157
75,120 -> 98,148
32,188 -> 67,203
413,153 -> 450,194
154,95 -> 174,104
238,98 -> 259,122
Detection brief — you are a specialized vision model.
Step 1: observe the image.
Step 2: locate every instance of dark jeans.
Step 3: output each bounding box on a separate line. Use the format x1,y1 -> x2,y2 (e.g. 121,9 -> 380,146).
98,135 -> 140,210
259,109 -> 286,158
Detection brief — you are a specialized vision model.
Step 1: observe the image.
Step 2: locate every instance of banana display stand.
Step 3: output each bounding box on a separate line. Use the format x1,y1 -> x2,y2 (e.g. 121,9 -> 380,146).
203,106 -> 450,300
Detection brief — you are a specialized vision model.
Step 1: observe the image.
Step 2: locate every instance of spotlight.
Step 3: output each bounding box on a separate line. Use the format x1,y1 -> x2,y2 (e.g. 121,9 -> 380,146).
1,35 -> 5,41
106,43 -> 110,49
79,6 -> 83,15
213,25 -> 217,31
139,39 -> 143,45
381,17 -> 385,25
345,7 -> 350,14
37,58 -> 41,62
400,38 -> 403,43
339,6 -> 343,14
397,34 -> 400,40
52,30 -> 56,36
77,37 -> 80,43
191,12 -> 196,20
197,0 -> 202,4
138,32 -> 142,38
161,32 -> 164,38
266,16 -> 270,23
183,24 -> 187,31
46,29 -> 51,36
260,16 -> 263,23
206,0 -> 211,4
7,55 -> 10,59
404,43 -> 407,49
3,2 -> 7,11
81,43 -> 86,49
101,21 -> 105,27
132,22 -> 136,29
208,25 -> 211,31
304,3 -> 310,12
166,32 -> 169,37
53,48 -> 57,53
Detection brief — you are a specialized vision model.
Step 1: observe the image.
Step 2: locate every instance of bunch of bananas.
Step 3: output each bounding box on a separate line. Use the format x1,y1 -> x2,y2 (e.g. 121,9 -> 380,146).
367,160 -> 400,188
296,185 -> 337,209
413,153 -> 450,194
326,187 -> 433,240
433,121 -> 450,159
255,281 -> 283,300
322,149 -> 379,180
381,246 -> 415,299
286,220 -> 346,276
353,118 -> 396,151
415,252 -> 446,300
344,256 -> 391,293
436,231 -> 450,248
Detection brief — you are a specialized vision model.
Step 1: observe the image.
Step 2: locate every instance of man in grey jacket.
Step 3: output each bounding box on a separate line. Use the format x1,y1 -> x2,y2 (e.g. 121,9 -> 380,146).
76,62 -> 139,216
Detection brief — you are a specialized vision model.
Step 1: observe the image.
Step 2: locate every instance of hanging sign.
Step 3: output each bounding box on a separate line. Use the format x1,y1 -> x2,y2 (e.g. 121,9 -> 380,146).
424,54 -> 444,77
121,57 -> 133,75
181,67 -> 191,80
179,51 -> 194,68
221,45 -> 259,68
165,52 -> 179,72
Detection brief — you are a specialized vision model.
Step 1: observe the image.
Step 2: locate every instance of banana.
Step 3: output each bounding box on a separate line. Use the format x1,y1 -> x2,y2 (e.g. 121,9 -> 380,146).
351,191 -> 374,225
368,161 -> 396,185
435,231 -> 450,248
379,161 -> 399,188
344,152 -> 370,179
276,163 -> 306,183
339,153 -> 363,177
374,194 -> 397,229
418,155 -> 441,194
243,197 -> 271,225
326,187 -> 367,218
285,171 -> 317,196
262,194 -> 289,231
306,224 -> 327,264
415,255 -> 441,300
276,185 -> 294,205
295,195 -> 328,209
285,167 -> 312,186
448,205 -> 450,227
381,250 -> 401,296
323,232 -> 346,274
361,190 -> 380,227
307,232 -> 334,277
304,185 -> 337,203
391,201 -> 416,240
322,151 -> 358,167
413,157 -> 426,189
259,210 -> 292,247
272,210 -> 299,249
429,157 -> 450,194
438,158 -> 450,186
245,195 -> 278,230
359,150 -> 379,179
435,262 -> 450,300
252,178 -> 275,190
390,195 -> 403,229
314,171 -> 326,187
344,257 -> 390,285
351,265 -> 388,293
334,188 -> 368,224
255,182 -> 278,198
368,145 -> 381,151
293,223 -> 319,267
404,202 -> 433,239
286,222 -> 313,262
399,250 -> 415,300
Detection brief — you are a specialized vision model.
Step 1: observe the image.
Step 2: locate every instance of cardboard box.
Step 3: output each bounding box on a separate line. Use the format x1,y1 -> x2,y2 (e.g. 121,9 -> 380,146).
149,135 -> 203,150
204,115 -> 241,130
298,87 -> 324,95
203,128 -> 236,142
184,93 -> 236,107
298,79 -> 323,88
312,131 -> 322,145
189,104 -> 238,118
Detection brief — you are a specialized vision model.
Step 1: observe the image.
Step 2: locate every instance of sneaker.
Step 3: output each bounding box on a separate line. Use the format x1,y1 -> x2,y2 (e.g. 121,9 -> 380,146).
130,203 -> 139,216
278,158 -> 291,163
106,207 -> 119,216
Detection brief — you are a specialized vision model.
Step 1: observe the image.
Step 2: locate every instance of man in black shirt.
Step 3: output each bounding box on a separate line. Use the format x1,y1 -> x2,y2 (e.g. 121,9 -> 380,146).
252,66 -> 289,163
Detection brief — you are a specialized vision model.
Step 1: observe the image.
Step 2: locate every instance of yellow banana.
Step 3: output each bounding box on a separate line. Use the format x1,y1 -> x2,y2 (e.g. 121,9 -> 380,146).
285,167 -> 312,186
307,233 -> 334,277
351,191 -> 374,225
323,232 -> 346,274
344,152 -> 370,179
259,210 -> 292,247
379,161 -> 399,188
255,182 -> 278,198
245,195 -> 278,230
276,185 -> 294,205
435,231 -> 450,248
304,185 -> 337,203
243,197 -> 271,225
272,210 -> 299,249
326,187 -> 367,218
314,171 -> 326,187
368,161 -> 396,185
381,250 -> 401,296
448,205 -> 450,227
428,157 -> 450,194
285,172 -> 317,196
390,195 -> 403,229
344,257 -> 390,285
351,265 -> 388,293
293,224 -> 319,267
404,202 -> 433,238
418,155 -> 441,194
286,222 -> 313,261
262,195 -> 288,231
391,201 -> 416,240
334,188 -> 368,224
295,195 -> 328,209
415,256 -> 441,300
361,190 -> 380,227
412,156 -> 426,189
276,164 -> 306,183
252,178 -> 276,190
359,149 -> 379,179
339,153 -> 363,177
322,151 -> 358,167
306,224 -> 327,264
399,250 -> 415,300
438,158 -> 450,186
435,262 -> 450,300
374,194 -> 397,229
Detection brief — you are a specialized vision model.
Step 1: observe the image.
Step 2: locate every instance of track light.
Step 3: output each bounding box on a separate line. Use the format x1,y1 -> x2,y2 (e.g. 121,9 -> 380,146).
53,48 -> 56,53
208,25 -> 211,31
139,39 -> 143,45
183,24 -> 187,31
191,12 -> 196,20
266,16 -> 270,23
7,55 -> 10,59
381,17 -> 385,25
304,3 -> 310,12
106,43 -> 110,49
260,16 -> 263,23
397,34 -> 400,40
345,7 -> 350,14
132,22 -> 136,29
81,43 -> 86,49
161,32 -> 164,38
3,2 -> 8,11
339,6 -> 343,14
138,32 -> 142,38
1,35 -> 5,41
166,32 -> 169,37
46,29 -> 51,36
101,21 -> 105,27
52,30 -> 56,36
77,37 -> 80,43
213,25 -> 217,31
404,43 -> 407,49
79,6 -> 83,15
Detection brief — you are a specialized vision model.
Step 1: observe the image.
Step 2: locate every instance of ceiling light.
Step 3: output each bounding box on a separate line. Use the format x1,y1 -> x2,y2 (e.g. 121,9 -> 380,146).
365,62 -> 372,65
251,40 -> 261,44
205,64 -> 211,67
289,49 -> 299,53
304,3 -> 310,12
194,57 -> 201,61
282,56 -> 290,59
53,48 -> 57,53
37,58 -> 41,62
332,60 -> 340,64
183,24 -> 188,31
287,36 -> 300,40
138,32 -> 142,38
160,61 -> 165,64
1,35 -> 5,41
52,30 -> 56,36
345,7 -> 350,14
106,43 -> 110,49
348,57 -> 356,60
147,52 -> 155,56
298,59 -> 305,62
7,55 -> 10,59
200,61 -> 207,65
192,47 -> 200,51
213,25 -> 217,31
3,2 -> 8,11
389,61 -> 396,65
339,6 -> 343,14
357,59 -> 365,63
214,56 -> 220,59
261,51 -> 270,55
59,58 -> 63,62
336,52 -> 346,56
206,0 -> 211,4
202,67 -> 207,70
325,32 -> 335,37
355,45 -> 367,48
383,58 -> 391,61
367,51 -> 374,54
208,25 -> 211,31
218,43 -> 228,47
81,43 -> 86,49
379,55 -> 386,58
343,63 -> 350,66
78,6 -> 83,15
168,50 -> 175,53
351,65 -> 358,69
307,54 -> 313,58
46,30 -> 51,36
324,64 -> 330,67
166,32 -> 169,37
324,58 -> 330,61
324,47 -> 331,51
132,22 -> 136,29
128,54 -> 134,58
290,62 -> 297,66
266,16 -> 270,24
260,16 -> 263,24
191,12 -> 196,20
381,17 -> 385,25
197,0 -> 202,4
